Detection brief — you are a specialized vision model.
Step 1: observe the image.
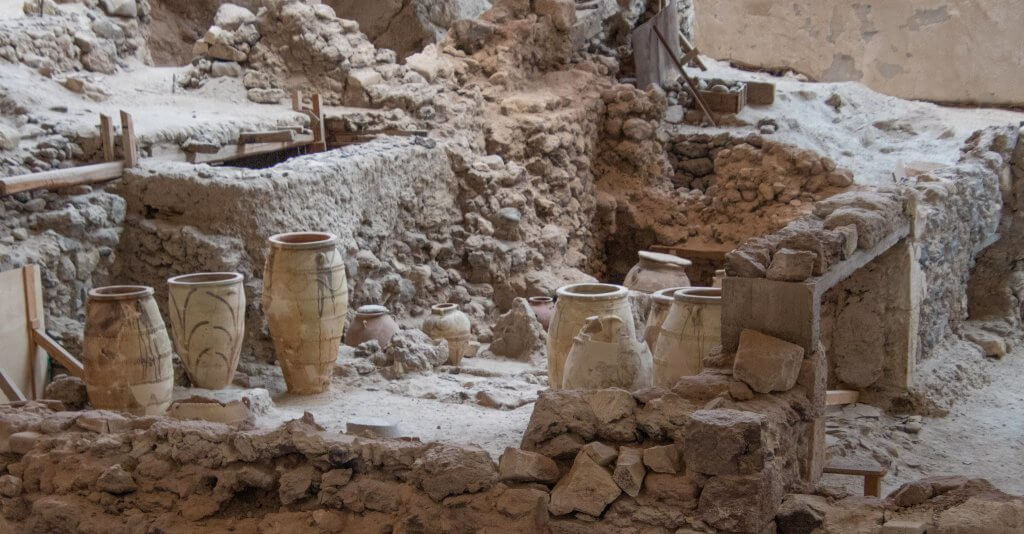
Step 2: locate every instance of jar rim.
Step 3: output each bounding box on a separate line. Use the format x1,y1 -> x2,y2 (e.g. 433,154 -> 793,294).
89,285 -> 154,300
268,231 -> 338,249
167,272 -> 243,287
673,286 -> 722,303
556,283 -> 628,300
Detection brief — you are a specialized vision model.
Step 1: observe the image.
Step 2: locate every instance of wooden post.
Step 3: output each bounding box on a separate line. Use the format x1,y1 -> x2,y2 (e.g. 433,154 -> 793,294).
100,114 -> 115,162
310,93 -> 326,152
22,265 -> 43,399
291,90 -> 303,112
119,111 -> 138,167
864,474 -> 882,498
0,368 -> 26,402
652,24 -> 717,126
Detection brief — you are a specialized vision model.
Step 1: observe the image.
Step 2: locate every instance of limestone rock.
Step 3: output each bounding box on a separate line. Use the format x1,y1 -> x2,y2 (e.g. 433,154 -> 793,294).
963,328 -> 1007,358
214,4 -> 256,30
583,441 -> 618,466
210,61 -> 243,78
497,487 -> 549,519
698,467 -> 785,533
96,464 -> 136,494
99,0 -> 137,17
521,390 -> 598,453
279,464 -> 315,504
322,468 -> 352,488
499,447 -> 560,484
9,431 -> 40,455
0,475 -> 22,498
767,248 -> 816,282
43,375 -> 87,410
0,123 -> 20,151
345,68 -> 383,107
411,444 -> 497,501
776,494 -> 827,534
382,329 -> 449,375
671,372 -> 733,401
534,0 -> 577,32
247,88 -> 287,104
683,409 -> 766,475
642,444 -> 682,474
823,207 -> 891,250
725,249 -> 768,278
489,298 -> 546,362
612,446 -> 645,497
639,472 -> 699,509
732,329 -> 804,393
549,450 -> 621,516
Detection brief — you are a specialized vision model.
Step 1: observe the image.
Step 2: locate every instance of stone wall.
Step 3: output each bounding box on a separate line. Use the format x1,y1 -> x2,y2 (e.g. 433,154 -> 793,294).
115,137 -> 467,362
692,0 -> 1024,106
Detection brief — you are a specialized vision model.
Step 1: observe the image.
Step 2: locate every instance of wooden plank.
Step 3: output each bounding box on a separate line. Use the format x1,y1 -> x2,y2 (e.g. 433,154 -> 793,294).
189,135 -> 315,165
238,130 -> 295,144
826,389 -> 860,406
0,161 -> 125,195
100,114 -> 115,162
22,265 -> 45,398
310,94 -> 326,152
678,32 -> 707,70
0,368 -> 26,402
824,457 -> 886,477
182,141 -> 221,154
0,268 -> 34,402
119,110 -> 138,167
33,329 -> 83,379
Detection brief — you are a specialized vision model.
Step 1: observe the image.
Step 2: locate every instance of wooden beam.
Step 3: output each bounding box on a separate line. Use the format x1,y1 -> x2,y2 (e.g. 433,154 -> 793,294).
826,389 -> 860,406
33,329 -> 84,379
652,24 -> 716,126
0,161 -> 125,195
238,130 -> 295,144
22,265 -> 42,398
678,31 -> 707,70
100,114 -> 115,162
0,367 -> 26,402
189,135 -> 315,165
310,94 -> 326,152
119,111 -> 138,167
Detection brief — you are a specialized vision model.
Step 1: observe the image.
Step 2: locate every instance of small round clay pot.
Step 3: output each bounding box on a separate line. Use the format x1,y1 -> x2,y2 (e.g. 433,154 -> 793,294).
83,285 -> 174,415
345,304 -> 400,349
167,272 -> 245,390
422,303 -> 472,365
528,296 -> 555,331
624,251 -> 693,293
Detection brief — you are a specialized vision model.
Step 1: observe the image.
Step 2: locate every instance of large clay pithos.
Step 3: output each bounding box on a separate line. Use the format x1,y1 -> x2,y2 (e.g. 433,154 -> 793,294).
345,304 -> 400,349
167,272 -> 245,390
83,285 -> 174,415
643,286 -> 690,350
562,315 -> 653,390
623,251 -> 693,293
263,232 -> 348,394
652,287 -> 722,387
547,283 -> 634,389
422,303 -> 472,365
528,296 -> 555,331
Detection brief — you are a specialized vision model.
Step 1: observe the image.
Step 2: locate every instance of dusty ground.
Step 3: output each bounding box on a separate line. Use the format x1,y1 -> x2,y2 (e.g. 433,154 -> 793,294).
675,59 -> 1024,186
824,345 -> 1024,496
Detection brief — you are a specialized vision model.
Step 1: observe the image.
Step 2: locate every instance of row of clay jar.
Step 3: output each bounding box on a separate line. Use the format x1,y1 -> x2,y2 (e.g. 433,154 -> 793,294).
80,231 -> 477,416
548,246 -> 724,391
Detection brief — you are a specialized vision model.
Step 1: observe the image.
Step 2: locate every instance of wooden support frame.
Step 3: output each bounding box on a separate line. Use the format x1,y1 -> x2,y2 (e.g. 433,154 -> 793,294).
823,458 -> 886,497
238,130 -> 295,144
100,114 -> 115,162
310,94 -> 327,152
652,24 -> 717,126
119,110 -> 138,167
0,265 -> 84,403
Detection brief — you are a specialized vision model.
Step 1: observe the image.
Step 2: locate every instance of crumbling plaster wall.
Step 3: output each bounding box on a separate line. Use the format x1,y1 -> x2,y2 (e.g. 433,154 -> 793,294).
693,0 -> 1024,106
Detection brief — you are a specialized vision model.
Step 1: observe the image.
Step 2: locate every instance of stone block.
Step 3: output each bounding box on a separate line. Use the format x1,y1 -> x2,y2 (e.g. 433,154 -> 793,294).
534,0 -> 576,31
725,249 -> 768,278
642,444 -> 682,474
824,207 -> 890,249
612,446 -> 645,497
881,520 -> 928,534
584,388 -> 636,424
214,3 -> 256,30
671,372 -> 732,401
766,248 -> 816,282
964,329 -> 1007,358
733,329 -> 804,393
639,473 -> 698,509
8,431 -> 40,455
698,467 -> 785,533
582,442 -> 618,467
549,450 -> 621,516
775,494 -> 827,534
499,447 -> 560,484
96,464 -> 136,495
683,409 -> 766,476
721,276 -> 816,353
